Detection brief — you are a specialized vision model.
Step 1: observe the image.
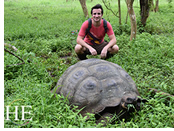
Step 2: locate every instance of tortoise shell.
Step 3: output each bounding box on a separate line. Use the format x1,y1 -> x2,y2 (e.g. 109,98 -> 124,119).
53,58 -> 140,116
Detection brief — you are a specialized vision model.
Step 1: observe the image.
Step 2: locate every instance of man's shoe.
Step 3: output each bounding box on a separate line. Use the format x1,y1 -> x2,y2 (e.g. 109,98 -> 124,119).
77,54 -> 88,60
105,52 -> 114,60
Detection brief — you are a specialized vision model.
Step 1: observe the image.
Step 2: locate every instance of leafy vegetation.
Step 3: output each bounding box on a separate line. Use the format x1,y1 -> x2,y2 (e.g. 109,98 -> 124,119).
4,0 -> 174,128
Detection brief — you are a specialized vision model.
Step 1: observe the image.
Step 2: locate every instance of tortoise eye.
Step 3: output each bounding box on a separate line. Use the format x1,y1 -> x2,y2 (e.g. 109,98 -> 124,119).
126,97 -> 136,103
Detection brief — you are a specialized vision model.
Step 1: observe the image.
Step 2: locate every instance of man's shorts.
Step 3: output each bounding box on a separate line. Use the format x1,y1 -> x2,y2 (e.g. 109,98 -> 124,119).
84,41 -> 109,55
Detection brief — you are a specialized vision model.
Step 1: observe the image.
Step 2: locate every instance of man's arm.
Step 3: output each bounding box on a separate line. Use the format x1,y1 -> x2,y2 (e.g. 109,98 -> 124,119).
105,34 -> 117,49
76,35 -> 97,56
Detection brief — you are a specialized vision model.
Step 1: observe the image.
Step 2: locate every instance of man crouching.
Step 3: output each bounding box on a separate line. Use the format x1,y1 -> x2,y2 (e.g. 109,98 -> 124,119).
75,4 -> 119,60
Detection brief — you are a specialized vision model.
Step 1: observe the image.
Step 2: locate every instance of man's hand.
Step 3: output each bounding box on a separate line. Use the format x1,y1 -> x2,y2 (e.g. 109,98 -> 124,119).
89,47 -> 97,56
77,35 -> 97,56
100,47 -> 108,59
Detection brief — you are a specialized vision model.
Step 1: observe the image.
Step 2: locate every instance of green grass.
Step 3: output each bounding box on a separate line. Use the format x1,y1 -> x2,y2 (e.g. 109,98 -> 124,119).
4,0 -> 174,128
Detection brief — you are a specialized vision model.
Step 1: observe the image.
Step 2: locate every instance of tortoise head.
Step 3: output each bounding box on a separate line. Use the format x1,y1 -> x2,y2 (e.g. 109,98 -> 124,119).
120,94 -> 144,111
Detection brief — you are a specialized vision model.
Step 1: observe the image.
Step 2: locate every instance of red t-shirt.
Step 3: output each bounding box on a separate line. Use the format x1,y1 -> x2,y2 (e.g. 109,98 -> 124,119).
78,18 -> 114,45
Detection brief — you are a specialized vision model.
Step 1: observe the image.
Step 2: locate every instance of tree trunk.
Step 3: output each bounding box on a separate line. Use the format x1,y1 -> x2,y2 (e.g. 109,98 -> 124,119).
118,0 -> 121,25
151,0 -> 155,12
140,0 -> 152,27
79,0 -> 89,18
126,0 -> 137,40
154,0 -> 159,12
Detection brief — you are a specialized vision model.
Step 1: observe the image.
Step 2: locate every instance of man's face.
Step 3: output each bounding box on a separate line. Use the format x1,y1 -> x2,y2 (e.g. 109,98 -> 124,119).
92,8 -> 103,22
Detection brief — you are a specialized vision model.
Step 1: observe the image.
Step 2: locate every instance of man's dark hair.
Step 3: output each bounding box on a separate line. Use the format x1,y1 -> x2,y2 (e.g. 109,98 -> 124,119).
91,4 -> 103,15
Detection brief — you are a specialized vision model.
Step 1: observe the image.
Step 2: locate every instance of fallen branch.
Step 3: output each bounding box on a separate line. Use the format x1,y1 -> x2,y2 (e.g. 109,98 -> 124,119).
4,48 -> 25,67
149,88 -> 174,99
4,43 -> 18,52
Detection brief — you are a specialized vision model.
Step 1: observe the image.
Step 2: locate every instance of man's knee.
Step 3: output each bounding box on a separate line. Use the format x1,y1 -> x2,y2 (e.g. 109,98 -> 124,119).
75,44 -> 86,54
108,45 -> 119,54
75,44 -> 82,53
75,44 -> 80,51
113,45 -> 119,53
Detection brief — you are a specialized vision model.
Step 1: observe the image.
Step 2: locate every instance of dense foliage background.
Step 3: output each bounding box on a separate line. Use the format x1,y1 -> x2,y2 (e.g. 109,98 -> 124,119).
4,0 -> 174,128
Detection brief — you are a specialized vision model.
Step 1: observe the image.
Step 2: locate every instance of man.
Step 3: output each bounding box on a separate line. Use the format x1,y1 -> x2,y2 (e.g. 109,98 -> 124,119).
75,4 -> 119,60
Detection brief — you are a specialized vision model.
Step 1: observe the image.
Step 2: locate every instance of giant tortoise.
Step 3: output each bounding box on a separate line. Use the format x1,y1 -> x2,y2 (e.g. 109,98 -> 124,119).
52,58 -> 144,123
